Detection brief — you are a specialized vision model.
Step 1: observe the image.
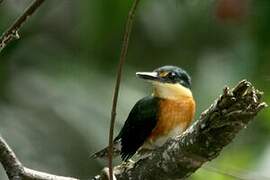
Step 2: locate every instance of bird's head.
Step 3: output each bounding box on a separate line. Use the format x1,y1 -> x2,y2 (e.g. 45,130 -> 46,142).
136,66 -> 193,100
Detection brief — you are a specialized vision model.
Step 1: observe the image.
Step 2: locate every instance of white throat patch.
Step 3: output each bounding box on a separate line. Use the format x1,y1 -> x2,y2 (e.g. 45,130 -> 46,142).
153,82 -> 192,100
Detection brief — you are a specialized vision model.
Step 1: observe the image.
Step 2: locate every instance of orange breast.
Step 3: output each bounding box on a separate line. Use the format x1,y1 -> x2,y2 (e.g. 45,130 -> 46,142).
149,97 -> 195,141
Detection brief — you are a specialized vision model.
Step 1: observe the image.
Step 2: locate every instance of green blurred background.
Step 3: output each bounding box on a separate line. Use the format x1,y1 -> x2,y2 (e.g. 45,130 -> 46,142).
0,0 -> 269,179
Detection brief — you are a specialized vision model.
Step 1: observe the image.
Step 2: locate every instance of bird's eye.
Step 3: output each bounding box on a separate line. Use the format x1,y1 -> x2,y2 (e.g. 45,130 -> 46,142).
167,72 -> 176,78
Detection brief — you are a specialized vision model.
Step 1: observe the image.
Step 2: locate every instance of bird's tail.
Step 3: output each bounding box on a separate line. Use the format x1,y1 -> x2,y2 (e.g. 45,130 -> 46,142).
90,141 -> 121,159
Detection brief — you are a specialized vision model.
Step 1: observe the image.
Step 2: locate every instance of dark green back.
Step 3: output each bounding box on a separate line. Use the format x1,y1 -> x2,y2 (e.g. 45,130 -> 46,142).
114,96 -> 159,161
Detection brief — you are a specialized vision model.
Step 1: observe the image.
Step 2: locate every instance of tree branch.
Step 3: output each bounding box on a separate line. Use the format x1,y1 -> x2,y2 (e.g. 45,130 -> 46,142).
94,80 -> 267,180
108,0 -> 140,179
22,168 -> 79,180
0,136 -> 79,180
0,0 -> 45,52
0,136 -> 24,180
0,80 -> 267,180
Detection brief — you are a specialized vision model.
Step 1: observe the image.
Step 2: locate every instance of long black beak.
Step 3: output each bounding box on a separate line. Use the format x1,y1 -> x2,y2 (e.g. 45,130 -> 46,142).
136,72 -> 159,81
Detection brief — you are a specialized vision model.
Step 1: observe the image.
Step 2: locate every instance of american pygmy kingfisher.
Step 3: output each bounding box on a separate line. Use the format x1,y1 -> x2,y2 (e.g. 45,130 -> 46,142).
92,65 -> 196,161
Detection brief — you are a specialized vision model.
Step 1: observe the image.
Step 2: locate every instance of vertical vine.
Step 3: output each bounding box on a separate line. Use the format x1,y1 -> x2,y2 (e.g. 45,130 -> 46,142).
108,0 -> 141,179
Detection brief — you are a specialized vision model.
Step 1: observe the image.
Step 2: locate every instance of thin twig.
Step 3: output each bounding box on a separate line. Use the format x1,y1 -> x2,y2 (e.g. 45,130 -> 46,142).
108,0 -> 141,179
0,0 -> 45,52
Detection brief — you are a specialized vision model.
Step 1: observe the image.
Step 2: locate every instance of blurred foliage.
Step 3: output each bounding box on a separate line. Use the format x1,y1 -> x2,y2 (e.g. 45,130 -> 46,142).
0,0 -> 269,179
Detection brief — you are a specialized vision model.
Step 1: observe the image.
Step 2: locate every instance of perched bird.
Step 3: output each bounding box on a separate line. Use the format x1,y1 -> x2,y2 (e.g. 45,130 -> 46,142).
92,65 -> 196,161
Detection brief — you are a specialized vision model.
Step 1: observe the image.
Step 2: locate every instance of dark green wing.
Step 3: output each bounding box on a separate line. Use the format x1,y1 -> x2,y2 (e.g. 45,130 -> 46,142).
114,96 -> 159,161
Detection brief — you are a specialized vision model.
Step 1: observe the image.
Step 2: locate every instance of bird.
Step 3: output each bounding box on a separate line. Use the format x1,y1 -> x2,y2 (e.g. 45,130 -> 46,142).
91,65 -> 196,161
